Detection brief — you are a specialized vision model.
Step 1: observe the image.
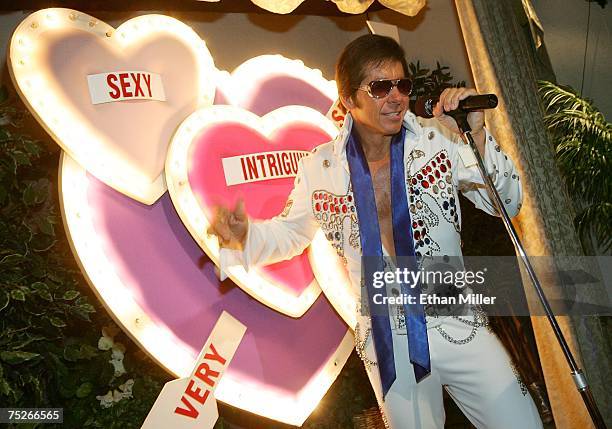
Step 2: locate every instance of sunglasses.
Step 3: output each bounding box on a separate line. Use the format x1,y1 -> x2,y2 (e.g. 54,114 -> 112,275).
357,78 -> 413,99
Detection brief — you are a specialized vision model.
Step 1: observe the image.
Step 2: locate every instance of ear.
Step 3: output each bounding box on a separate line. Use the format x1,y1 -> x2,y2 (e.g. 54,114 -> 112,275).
340,94 -> 356,111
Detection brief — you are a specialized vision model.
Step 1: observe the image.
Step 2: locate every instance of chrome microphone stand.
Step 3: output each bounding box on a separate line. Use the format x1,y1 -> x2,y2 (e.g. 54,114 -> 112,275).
451,110 -> 606,429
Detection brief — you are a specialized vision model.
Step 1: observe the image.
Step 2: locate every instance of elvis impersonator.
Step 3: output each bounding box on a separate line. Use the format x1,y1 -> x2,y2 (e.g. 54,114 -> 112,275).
209,35 -> 544,428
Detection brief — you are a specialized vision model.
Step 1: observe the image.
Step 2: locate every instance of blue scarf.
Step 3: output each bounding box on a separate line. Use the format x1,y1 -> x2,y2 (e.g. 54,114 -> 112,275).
346,125 -> 431,398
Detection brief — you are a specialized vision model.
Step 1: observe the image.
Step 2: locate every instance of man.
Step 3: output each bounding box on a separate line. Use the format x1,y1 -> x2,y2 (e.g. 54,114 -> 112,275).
209,35 -> 543,428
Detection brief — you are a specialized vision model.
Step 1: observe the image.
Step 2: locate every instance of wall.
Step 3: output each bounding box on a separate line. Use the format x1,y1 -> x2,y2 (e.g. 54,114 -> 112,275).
0,0 -> 473,89
532,0 -> 612,118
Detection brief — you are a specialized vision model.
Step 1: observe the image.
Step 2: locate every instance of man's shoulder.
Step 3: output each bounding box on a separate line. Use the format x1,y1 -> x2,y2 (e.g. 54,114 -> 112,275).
417,117 -> 457,142
301,140 -> 335,166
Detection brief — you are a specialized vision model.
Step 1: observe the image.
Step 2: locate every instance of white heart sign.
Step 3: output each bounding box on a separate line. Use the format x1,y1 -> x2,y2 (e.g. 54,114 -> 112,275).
9,8 -> 216,204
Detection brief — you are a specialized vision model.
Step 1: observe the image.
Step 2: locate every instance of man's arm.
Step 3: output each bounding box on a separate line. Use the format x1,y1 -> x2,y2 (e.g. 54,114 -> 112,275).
211,157 -> 320,273
455,129 -> 523,218
432,87 -> 522,218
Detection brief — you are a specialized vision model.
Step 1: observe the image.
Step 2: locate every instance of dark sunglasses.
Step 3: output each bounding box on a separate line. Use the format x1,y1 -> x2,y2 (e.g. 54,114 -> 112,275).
357,78 -> 413,99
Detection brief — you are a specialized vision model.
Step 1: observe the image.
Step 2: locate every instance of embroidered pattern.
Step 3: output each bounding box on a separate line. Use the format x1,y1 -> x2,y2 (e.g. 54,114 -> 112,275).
406,149 -> 459,260
311,187 -> 360,259
279,199 -> 293,217
434,305 -> 489,345
354,323 -> 377,371
391,291 -> 407,333
378,404 -> 391,429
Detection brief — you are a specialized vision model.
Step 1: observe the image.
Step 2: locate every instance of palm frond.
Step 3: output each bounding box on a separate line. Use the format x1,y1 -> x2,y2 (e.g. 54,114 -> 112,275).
575,203 -> 612,252
538,80 -> 612,252
539,81 -> 611,137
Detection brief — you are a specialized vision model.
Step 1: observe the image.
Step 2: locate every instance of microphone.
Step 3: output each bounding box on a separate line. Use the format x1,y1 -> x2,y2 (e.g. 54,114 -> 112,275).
411,94 -> 498,118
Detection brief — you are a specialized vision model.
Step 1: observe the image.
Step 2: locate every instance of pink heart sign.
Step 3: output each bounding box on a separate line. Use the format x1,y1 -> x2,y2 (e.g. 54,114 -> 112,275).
9,8 -> 216,204
166,106 -> 338,316
59,154 -> 353,425
214,54 -> 338,118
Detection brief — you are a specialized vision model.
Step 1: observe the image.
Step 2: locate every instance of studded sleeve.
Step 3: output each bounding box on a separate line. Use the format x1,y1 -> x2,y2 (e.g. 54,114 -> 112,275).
454,129 -> 523,218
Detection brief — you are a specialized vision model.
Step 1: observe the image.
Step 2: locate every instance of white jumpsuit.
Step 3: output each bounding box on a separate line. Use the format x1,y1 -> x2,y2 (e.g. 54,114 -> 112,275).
221,111 -> 543,428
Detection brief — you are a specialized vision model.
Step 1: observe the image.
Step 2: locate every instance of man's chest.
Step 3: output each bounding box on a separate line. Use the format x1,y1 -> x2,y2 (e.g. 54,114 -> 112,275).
306,145 -> 461,262
368,160 -> 394,254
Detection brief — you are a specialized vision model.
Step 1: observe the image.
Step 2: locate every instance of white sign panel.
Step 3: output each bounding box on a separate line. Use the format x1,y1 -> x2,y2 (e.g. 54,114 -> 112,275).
141,311 -> 246,429
87,71 -> 166,104
366,20 -> 400,43
222,150 -> 310,186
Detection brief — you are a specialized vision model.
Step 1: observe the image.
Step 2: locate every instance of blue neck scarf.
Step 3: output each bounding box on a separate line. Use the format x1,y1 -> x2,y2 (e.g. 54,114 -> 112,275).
346,125 -> 431,398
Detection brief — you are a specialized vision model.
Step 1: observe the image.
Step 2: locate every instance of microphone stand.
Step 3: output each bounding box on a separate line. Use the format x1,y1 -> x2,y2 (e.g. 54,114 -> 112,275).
451,110 -> 607,429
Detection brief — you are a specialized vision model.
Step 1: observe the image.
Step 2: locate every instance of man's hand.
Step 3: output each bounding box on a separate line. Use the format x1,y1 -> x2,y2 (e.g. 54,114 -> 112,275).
432,87 -> 486,155
207,199 -> 248,250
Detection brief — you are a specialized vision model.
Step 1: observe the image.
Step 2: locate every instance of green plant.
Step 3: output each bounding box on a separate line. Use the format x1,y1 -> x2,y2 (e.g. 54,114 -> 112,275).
539,81 -> 612,252
0,86 -> 168,428
408,60 -> 466,100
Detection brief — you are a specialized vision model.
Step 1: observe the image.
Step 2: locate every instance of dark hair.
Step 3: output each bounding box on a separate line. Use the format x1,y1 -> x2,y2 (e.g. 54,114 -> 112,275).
335,34 -> 409,108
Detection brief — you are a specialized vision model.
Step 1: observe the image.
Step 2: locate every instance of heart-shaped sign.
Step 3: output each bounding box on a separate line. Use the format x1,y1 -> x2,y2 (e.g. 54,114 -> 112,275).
166,106 -> 338,317
9,8 -> 216,204
59,153 -> 353,425
214,54 -> 338,117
